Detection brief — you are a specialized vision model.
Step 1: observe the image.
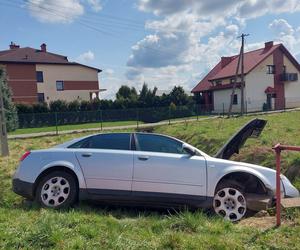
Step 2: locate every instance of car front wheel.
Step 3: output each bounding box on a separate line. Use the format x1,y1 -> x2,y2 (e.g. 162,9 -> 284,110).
213,182 -> 247,222
35,171 -> 77,208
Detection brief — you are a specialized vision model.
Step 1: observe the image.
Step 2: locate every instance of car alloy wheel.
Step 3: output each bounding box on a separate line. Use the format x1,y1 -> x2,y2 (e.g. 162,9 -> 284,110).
213,187 -> 247,222
40,176 -> 70,207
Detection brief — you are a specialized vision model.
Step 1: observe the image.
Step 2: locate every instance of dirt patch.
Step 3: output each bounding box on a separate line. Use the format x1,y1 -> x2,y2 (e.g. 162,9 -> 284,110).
238,216 -> 295,230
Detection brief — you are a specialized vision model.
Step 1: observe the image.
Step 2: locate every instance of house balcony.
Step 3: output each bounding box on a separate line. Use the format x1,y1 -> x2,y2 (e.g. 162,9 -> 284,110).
280,73 -> 298,82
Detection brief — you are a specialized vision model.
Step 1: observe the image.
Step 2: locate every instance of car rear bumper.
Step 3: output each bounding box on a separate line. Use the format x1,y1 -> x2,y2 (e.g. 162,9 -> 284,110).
12,178 -> 34,200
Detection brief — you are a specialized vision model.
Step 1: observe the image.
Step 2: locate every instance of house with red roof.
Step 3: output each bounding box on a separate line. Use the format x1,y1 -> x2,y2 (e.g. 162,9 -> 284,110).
192,41 -> 300,113
0,42 -> 103,104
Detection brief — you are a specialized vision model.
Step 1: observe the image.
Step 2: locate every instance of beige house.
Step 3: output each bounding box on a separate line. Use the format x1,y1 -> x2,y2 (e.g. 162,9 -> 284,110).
0,42 -> 103,104
192,41 -> 300,113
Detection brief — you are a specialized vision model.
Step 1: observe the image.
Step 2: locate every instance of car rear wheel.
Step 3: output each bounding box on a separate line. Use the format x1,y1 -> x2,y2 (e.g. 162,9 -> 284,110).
35,171 -> 77,208
213,181 -> 247,222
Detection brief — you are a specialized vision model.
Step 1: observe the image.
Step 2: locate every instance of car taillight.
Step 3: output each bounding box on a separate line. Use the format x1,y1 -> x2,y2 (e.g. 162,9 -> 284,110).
20,151 -> 31,161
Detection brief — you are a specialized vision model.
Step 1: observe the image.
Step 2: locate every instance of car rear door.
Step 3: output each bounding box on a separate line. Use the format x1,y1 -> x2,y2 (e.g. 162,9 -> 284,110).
74,133 -> 133,194
132,133 -> 207,201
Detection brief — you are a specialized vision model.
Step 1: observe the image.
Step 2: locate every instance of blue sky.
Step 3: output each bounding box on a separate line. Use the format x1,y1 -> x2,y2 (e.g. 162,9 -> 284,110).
0,0 -> 300,99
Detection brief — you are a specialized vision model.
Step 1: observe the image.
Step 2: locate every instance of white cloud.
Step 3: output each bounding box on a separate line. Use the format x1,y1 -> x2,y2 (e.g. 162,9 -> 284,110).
26,0 -> 103,23
128,0 -> 300,96
77,50 -> 95,62
138,0 -> 239,17
86,0 -> 102,12
269,19 -> 300,58
138,0 -> 300,19
269,19 -> 294,36
27,0 -> 84,23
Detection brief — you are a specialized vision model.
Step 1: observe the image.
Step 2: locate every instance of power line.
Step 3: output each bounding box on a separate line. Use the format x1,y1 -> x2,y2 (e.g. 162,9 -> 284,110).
2,0 -> 187,61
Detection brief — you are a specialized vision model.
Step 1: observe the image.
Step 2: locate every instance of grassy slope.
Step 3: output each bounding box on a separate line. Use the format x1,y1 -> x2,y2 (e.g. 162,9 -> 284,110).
1,111 -> 300,249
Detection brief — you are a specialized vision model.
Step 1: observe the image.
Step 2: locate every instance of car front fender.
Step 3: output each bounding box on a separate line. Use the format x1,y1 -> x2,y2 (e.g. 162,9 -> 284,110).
207,164 -> 275,197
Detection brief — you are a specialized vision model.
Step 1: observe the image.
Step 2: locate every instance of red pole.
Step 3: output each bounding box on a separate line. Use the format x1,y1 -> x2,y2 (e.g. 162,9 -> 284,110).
275,147 -> 281,227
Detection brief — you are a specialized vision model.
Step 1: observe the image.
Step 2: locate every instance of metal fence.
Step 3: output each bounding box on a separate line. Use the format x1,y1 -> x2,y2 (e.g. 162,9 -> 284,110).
17,105 -> 211,130
14,98 -> 300,134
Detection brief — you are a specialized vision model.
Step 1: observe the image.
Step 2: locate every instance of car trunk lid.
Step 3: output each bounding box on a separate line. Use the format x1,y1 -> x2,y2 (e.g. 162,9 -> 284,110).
214,118 -> 267,159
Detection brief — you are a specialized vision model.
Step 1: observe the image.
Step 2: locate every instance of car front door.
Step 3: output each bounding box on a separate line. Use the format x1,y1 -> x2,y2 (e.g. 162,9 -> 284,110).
74,133 -> 133,194
132,133 -> 207,201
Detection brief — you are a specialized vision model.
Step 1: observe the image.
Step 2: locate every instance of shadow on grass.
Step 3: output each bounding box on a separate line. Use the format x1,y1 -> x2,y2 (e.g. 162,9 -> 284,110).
10,198 -> 215,220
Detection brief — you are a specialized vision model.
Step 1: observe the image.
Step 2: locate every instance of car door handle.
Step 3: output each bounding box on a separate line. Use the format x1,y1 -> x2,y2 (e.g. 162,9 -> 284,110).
81,153 -> 92,157
138,156 -> 149,161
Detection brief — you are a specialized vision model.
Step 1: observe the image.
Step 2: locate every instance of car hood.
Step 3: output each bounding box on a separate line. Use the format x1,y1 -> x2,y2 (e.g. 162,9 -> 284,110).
214,118 -> 267,160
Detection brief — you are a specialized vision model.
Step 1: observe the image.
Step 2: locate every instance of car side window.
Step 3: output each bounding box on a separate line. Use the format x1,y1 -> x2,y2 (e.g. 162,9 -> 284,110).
136,134 -> 185,154
69,133 -> 131,150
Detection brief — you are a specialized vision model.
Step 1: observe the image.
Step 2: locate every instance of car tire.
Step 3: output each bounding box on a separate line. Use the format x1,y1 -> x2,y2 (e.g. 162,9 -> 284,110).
213,180 -> 247,222
35,171 -> 77,209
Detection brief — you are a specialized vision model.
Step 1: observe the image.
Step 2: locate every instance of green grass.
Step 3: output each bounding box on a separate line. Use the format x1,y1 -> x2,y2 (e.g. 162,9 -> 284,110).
1,111 -> 300,249
9,120 -> 141,135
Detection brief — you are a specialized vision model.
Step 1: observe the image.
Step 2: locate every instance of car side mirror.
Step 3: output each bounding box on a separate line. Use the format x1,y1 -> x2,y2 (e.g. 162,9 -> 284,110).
182,144 -> 196,156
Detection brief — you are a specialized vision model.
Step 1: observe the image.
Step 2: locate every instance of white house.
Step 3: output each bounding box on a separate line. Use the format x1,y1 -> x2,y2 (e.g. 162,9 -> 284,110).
192,41 -> 300,113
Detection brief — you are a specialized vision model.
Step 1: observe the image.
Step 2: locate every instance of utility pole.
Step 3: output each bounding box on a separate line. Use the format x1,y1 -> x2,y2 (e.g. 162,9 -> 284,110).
240,33 -> 249,115
0,69 -> 9,157
228,33 -> 249,116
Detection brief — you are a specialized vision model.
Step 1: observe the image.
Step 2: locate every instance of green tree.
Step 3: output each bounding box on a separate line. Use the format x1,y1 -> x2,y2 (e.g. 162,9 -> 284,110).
116,85 -> 138,101
169,86 -> 189,106
0,67 -> 18,131
138,82 -> 158,107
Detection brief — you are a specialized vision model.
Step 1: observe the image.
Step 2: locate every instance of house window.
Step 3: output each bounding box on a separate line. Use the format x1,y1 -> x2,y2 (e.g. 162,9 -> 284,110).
267,65 -> 276,74
215,80 -> 222,85
230,78 -> 235,84
37,93 -> 45,102
56,81 -> 64,91
36,71 -> 44,82
233,94 -> 238,105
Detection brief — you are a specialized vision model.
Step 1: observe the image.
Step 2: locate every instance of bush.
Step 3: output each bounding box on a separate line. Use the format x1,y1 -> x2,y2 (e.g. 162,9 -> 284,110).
32,103 -> 49,113
68,100 -> 80,112
16,103 -> 34,114
49,100 -> 68,112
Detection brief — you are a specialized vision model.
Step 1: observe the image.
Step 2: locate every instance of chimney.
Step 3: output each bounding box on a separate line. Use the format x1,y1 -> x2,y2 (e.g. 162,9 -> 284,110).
221,56 -> 234,68
40,43 -> 47,52
9,42 -> 20,50
264,41 -> 274,49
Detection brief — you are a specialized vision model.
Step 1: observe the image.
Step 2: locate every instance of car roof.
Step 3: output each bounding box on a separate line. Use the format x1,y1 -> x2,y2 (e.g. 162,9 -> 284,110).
54,132 -> 183,149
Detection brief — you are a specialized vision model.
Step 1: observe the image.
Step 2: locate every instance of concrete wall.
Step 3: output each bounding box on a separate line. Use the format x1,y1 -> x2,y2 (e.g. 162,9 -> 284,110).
36,64 -> 99,103
283,55 -> 300,108
245,55 -> 274,112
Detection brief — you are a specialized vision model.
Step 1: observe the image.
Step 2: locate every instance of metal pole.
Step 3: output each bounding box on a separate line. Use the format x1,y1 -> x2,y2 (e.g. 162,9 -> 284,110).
222,103 -> 225,117
55,112 -> 58,135
100,110 -> 103,131
275,147 -> 281,227
136,108 -> 139,129
0,69 -> 9,157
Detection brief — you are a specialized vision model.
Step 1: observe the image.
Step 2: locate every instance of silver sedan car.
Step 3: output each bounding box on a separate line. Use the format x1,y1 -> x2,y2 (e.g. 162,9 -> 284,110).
13,119 -> 299,221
